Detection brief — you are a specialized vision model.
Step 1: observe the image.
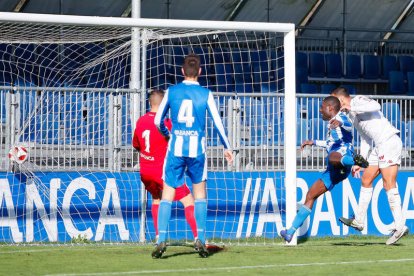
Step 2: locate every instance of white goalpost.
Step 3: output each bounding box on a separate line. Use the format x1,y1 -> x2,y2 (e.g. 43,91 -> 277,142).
0,12 -> 296,245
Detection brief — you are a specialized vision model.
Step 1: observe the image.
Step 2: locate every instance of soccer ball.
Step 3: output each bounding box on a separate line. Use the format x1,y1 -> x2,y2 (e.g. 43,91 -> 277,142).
8,146 -> 28,164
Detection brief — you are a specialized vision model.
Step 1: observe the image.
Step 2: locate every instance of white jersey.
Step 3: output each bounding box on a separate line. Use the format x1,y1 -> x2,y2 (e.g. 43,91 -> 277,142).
348,95 -> 399,158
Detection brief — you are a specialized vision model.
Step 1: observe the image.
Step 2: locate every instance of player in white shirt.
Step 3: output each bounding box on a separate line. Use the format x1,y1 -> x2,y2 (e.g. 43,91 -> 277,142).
331,87 -> 409,245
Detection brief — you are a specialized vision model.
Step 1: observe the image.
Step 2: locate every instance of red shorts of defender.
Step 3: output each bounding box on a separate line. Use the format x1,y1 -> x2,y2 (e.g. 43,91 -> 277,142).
140,173 -> 191,201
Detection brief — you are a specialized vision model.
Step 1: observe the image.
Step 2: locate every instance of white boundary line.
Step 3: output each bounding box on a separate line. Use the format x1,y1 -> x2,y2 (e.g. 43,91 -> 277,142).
44,258 -> 414,276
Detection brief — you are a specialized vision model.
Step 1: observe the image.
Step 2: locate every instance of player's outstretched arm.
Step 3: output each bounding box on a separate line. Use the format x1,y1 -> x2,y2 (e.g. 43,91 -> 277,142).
300,140 -> 314,150
313,139 -> 328,149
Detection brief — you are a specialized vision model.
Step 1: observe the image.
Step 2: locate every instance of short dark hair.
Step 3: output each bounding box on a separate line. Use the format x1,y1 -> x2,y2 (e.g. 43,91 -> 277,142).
331,87 -> 350,98
323,95 -> 341,112
183,53 -> 200,77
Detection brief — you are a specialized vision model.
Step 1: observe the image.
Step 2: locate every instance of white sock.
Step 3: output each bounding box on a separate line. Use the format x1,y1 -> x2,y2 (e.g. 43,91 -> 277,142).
355,187 -> 373,225
387,188 -> 404,230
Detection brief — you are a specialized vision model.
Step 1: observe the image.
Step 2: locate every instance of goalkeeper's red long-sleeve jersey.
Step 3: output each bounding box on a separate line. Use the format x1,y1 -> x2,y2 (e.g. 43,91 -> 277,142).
133,111 -> 172,176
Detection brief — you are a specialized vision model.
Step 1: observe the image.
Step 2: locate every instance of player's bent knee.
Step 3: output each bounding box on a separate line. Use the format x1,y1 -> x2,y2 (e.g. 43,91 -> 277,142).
361,178 -> 373,188
328,151 -> 343,168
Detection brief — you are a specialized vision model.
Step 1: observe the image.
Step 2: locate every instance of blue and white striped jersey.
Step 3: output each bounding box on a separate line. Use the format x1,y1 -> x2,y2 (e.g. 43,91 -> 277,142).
155,80 -> 231,158
314,112 -> 353,153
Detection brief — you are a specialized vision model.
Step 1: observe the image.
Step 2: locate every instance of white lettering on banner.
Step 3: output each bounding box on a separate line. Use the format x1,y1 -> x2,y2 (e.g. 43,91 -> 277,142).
26,178 -> 60,242
371,179 -> 394,234
236,176 -> 413,238
0,176 -> 130,243
238,178 -> 283,238
255,178 -> 283,236
62,177 -> 96,240
0,179 -> 23,242
296,178 -> 310,236
246,178 -> 261,237
311,191 -> 340,236
95,178 -> 129,241
236,178 -> 252,238
342,179 -> 367,235
402,178 -> 414,222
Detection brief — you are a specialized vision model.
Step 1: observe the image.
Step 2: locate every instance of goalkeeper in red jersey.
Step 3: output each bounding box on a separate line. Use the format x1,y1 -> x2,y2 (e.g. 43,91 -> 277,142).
133,89 -> 198,242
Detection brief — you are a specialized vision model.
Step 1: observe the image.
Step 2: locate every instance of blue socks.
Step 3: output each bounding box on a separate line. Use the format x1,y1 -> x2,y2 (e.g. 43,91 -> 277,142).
195,199 -> 207,243
287,205 -> 312,236
157,200 -> 172,243
157,198 -> 207,243
341,155 -> 355,167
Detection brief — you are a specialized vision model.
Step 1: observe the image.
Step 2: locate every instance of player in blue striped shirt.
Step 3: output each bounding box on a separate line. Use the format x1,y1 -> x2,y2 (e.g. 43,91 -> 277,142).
280,96 -> 368,243
152,54 -> 233,258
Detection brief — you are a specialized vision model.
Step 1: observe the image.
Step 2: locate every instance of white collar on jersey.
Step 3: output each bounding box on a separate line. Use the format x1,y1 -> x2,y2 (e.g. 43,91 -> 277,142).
183,80 -> 199,85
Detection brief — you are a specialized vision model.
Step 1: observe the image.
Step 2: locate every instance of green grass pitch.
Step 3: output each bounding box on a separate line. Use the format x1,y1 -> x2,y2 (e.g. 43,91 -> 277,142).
1,235 -> 413,275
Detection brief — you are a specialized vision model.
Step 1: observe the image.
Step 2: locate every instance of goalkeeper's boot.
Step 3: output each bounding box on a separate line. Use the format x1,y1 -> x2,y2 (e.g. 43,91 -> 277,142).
194,239 -> 209,258
280,229 -> 293,243
353,154 -> 369,168
339,217 -> 364,231
386,226 -> 409,245
151,242 -> 167,259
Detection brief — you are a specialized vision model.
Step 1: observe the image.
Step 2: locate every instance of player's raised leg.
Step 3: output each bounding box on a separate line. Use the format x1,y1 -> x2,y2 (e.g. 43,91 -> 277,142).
281,179 -> 327,243
328,149 -> 366,169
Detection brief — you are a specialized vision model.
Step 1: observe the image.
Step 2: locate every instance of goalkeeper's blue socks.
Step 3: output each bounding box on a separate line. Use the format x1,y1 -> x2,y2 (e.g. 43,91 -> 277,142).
157,200 -> 172,243
286,205 -> 311,236
341,155 -> 355,167
194,199 -> 207,243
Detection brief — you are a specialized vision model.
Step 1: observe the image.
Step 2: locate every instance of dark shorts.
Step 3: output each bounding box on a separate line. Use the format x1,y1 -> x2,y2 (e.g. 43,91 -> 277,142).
320,166 -> 351,191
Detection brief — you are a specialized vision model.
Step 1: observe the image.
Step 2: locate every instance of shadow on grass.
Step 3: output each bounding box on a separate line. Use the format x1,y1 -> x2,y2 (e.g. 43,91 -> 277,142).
298,237 -> 309,244
162,251 -> 198,259
160,244 -> 227,259
295,235 -> 407,246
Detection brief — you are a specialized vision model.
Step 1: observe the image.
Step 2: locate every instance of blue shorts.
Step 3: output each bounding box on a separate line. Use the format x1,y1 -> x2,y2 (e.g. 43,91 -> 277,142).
320,148 -> 353,191
163,151 -> 207,188
320,166 -> 351,191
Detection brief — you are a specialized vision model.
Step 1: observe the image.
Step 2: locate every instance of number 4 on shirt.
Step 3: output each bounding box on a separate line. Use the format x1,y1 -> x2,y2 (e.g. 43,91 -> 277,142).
178,100 -> 195,128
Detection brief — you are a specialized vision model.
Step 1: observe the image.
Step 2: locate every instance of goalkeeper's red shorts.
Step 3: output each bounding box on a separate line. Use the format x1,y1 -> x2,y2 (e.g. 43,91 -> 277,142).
140,173 -> 191,201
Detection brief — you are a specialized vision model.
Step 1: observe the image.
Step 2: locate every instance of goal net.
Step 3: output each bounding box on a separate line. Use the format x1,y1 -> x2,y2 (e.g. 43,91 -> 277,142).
0,13 -> 296,245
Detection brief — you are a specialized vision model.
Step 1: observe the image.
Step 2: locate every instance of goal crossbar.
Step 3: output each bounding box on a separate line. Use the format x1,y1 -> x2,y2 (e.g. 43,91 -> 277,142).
0,12 -> 294,33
